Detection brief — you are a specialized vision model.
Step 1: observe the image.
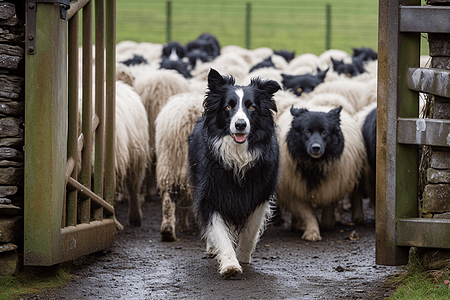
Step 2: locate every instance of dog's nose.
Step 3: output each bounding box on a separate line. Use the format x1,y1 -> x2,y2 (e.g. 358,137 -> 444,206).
311,144 -> 321,153
235,119 -> 247,131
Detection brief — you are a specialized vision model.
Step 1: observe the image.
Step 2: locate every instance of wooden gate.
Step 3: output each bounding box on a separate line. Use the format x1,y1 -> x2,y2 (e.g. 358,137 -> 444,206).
377,0 -> 450,265
23,0 -> 117,266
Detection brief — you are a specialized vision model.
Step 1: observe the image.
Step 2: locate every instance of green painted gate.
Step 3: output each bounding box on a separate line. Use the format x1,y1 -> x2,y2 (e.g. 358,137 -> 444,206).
23,0 -> 117,266
377,0 -> 450,265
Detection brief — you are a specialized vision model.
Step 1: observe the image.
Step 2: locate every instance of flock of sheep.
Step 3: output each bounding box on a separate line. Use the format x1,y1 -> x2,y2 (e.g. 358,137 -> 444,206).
108,34 -> 429,242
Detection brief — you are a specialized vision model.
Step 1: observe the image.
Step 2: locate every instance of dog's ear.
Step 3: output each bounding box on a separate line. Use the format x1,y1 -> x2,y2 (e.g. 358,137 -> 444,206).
290,106 -> 308,117
207,68 -> 235,91
257,79 -> 281,96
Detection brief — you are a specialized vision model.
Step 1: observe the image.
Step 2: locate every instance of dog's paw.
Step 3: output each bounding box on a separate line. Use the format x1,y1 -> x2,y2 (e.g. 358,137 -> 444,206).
236,252 -> 251,264
301,229 -> 322,241
220,264 -> 243,279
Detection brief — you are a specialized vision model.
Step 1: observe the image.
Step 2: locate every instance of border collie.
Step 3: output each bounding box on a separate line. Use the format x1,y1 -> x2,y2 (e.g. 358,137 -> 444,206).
188,68 -> 281,278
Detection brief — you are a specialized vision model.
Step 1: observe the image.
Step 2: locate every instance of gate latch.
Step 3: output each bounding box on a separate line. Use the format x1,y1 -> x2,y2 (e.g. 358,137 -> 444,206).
26,0 -> 71,55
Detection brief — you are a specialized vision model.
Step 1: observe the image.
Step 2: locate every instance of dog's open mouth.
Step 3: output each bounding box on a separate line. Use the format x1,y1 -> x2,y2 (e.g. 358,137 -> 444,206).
232,133 -> 247,144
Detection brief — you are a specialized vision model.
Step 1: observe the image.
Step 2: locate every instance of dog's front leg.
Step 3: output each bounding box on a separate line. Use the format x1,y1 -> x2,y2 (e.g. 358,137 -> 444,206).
236,202 -> 271,264
205,212 -> 242,278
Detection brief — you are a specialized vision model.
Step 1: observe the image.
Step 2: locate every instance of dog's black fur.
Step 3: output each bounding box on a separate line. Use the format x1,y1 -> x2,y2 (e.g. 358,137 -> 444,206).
188,68 -> 280,231
287,106 -> 345,191
159,58 -> 192,79
281,68 -> 328,96
162,41 -> 186,60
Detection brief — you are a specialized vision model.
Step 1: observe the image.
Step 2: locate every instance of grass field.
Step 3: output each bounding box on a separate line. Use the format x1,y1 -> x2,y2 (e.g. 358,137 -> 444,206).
116,0 -> 381,56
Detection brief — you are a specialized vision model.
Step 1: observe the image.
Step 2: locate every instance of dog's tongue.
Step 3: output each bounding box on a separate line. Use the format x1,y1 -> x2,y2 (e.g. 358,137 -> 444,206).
233,133 -> 247,143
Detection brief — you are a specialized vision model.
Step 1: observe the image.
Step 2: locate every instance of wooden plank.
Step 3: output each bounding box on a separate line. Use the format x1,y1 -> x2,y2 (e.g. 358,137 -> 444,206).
59,219 -> 116,263
407,67 -> 450,98
397,218 -> 450,248
24,3 -> 68,266
376,0 -> 420,267
400,6 -> 450,33
397,118 -> 450,146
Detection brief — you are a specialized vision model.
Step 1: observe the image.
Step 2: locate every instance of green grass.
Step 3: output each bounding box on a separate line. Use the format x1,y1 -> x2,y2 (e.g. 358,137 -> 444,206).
388,249 -> 450,300
0,266 -> 72,300
116,0 -> 429,56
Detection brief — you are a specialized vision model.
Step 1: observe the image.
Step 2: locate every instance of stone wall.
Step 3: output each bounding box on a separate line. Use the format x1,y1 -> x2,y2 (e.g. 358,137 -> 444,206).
0,1 -> 24,276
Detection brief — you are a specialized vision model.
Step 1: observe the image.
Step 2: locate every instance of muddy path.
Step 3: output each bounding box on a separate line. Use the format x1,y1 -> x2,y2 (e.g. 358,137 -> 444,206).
23,199 -> 403,300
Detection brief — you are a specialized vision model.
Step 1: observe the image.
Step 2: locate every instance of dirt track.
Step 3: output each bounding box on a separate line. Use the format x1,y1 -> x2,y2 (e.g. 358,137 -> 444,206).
22,198 -> 403,300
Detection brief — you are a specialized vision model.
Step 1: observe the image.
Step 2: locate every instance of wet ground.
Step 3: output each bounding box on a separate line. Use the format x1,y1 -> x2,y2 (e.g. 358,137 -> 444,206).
23,198 -> 403,300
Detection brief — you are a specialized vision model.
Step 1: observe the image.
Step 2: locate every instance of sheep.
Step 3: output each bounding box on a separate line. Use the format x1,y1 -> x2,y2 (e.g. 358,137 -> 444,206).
133,69 -> 192,197
311,79 -> 370,112
308,92 -> 356,115
285,53 -> 323,74
276,103 -> 366,241
318,49 -> 352,67
191,53 -> 250,84
155,92 -> 204,241
115,80 -> 151,226
243,67 -> 283,85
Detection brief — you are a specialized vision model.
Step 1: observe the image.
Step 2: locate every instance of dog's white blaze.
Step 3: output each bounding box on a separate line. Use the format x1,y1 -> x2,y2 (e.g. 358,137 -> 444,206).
205,212 -> 242,275
230,88 -> 250,134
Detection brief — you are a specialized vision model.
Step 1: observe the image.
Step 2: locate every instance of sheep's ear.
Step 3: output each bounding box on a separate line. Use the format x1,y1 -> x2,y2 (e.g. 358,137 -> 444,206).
328,105 -> 342,122
317,67 -> 329,80
331,57 -> 342,68
290,106 -> 308,117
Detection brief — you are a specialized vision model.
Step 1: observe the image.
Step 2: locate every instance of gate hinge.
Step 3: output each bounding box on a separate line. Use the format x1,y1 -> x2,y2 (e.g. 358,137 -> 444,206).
25,0 -> 71,55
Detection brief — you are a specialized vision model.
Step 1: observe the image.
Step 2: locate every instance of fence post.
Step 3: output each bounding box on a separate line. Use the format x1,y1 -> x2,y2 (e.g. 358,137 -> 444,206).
166,1 -> 172,43
326,4 -> 331,50
245,2 -> 251,49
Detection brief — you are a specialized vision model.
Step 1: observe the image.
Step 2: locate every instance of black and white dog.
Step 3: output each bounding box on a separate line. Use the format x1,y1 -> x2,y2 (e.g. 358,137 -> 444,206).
188,68 -> 281,278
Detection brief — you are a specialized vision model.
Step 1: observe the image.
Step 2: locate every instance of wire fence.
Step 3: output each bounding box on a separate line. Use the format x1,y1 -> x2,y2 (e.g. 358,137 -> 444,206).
116,0 -> 428,56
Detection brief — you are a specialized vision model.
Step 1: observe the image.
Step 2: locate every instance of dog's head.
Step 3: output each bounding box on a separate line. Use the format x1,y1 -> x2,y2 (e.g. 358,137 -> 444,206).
281,68 -> 328,96
203,68 -> 280,147
287,106 -> 344,161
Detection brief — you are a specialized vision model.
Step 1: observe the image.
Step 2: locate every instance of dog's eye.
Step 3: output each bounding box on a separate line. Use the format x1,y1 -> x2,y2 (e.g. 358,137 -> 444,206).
225,105 -> 232,110
297,87 -> 303,93
249,106 -> 255,111
305,129 -> 310,135
322,130 -> 327,136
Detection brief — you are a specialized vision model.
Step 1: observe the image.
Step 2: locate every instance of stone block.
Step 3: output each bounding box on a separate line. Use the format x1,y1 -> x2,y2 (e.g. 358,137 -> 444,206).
431,56 -> 450,70
433,212 -> 450,219
0,250 -> 19,276
423,184 -> 450,213
426,0 -> 450,4
433,101 -> 450,119
427,168 -> 450,183
0,167 -> 23,185
0,242 -> 17,253
429,33 -> 450,57
0,215 -> 22,243
430,151 -> 450,169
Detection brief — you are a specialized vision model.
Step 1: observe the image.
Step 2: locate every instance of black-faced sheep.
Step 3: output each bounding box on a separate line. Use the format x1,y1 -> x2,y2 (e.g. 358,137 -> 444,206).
276,103 -> 366,241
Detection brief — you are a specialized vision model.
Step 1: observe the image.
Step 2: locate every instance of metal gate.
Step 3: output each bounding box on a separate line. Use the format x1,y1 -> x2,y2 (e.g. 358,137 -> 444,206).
23,0 -> 117,266
377,0 -> 450,265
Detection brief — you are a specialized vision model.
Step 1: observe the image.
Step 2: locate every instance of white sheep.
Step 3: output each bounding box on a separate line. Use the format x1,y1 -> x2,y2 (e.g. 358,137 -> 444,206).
115,80 -> 151,226
155,92 -> 204,241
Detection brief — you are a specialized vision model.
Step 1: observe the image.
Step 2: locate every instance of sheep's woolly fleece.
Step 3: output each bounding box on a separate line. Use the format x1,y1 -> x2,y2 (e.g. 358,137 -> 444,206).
115,80 -> 150,193
133,69 -> 192,160
276,103 -> 366,208
155,92 -> 204,193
